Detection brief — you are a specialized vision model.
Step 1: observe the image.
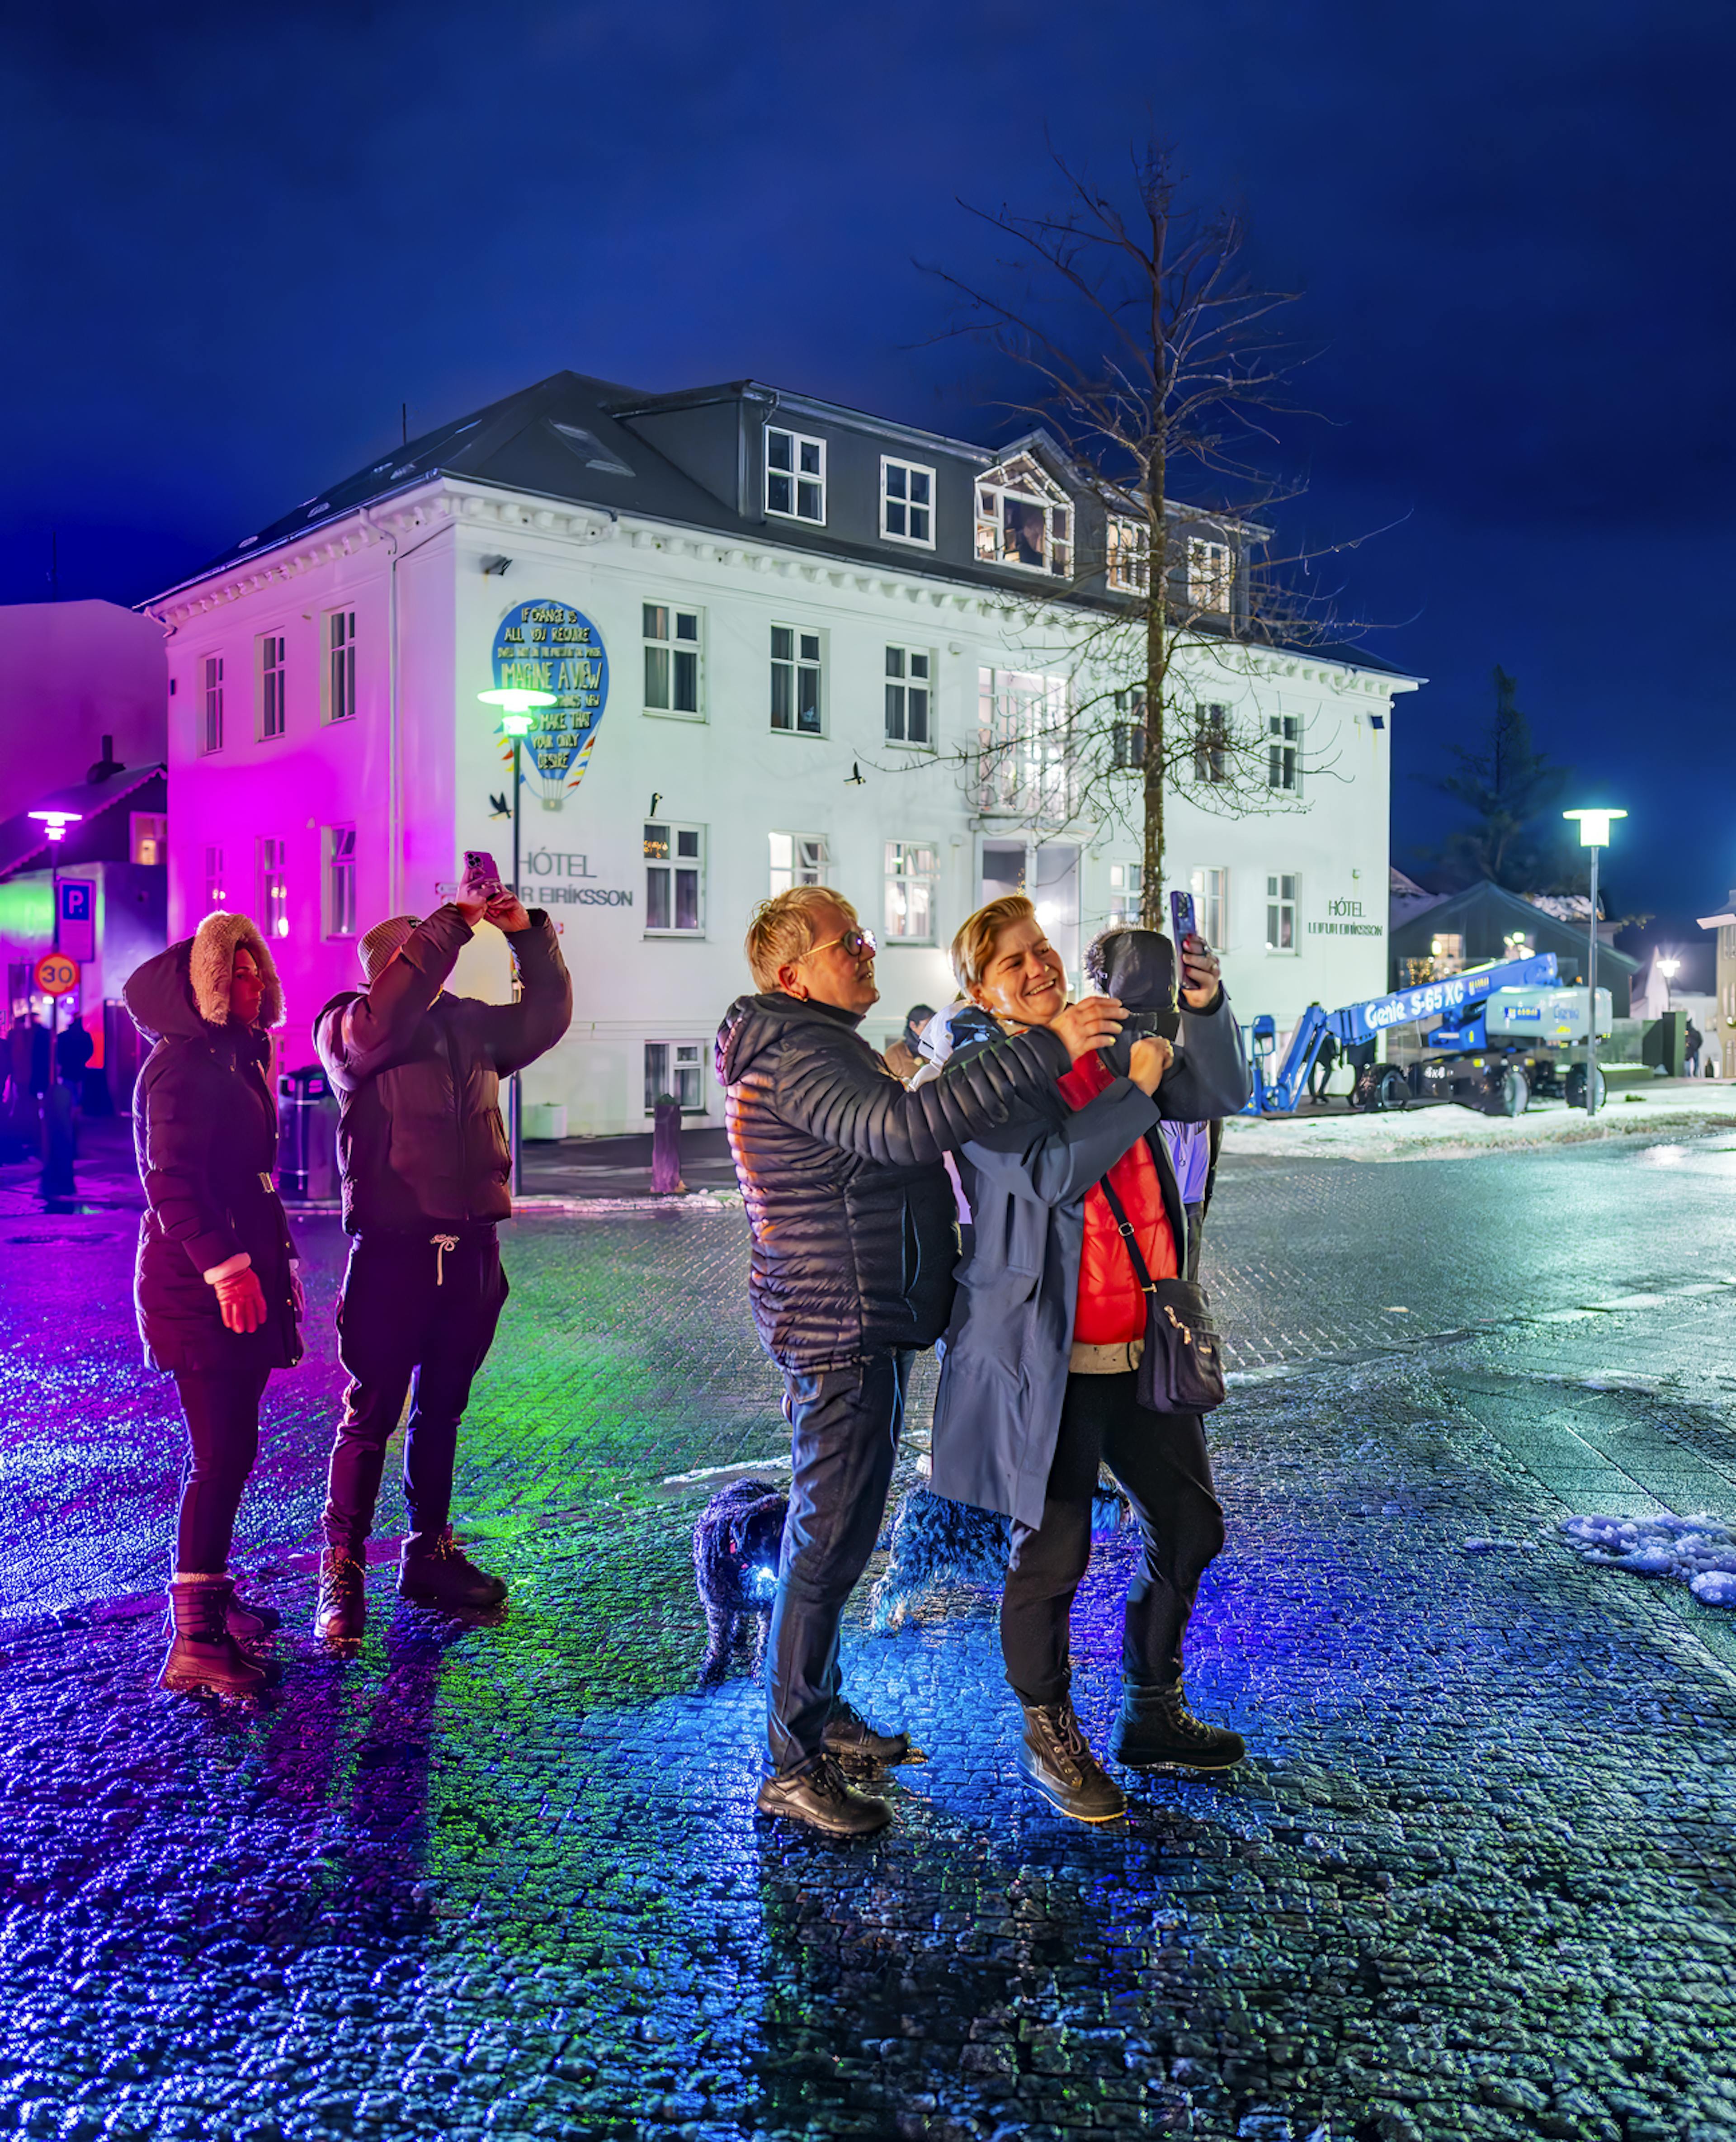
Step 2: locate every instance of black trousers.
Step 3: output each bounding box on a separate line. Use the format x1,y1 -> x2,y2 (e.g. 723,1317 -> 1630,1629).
173,1361 -> 272,1575
1000,1370 -> 1225,1707
322,1228 -> 508,1552
765,1348 -> 912,1776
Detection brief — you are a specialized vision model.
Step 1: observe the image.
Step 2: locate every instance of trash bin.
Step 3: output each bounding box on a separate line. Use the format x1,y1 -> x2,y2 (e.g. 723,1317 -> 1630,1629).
278,1063 -> 340,1201
523,1101 -> 567,1141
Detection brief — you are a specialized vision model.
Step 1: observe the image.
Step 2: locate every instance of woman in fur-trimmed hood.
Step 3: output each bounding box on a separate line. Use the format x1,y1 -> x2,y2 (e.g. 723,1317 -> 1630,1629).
123,910 -> 302,1699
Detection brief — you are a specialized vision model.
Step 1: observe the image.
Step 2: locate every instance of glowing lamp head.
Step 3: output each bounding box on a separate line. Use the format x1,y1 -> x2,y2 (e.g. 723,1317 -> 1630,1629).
28,809 -> 82,843
1658,958 -> 1681,978
478,686 -> 556,739
1563,807 -> 1627,848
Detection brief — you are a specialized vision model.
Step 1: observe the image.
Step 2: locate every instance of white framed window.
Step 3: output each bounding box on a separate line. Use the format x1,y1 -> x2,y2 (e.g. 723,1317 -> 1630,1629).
259,633 -> 287,740
770,625 -> 823,735
644,822 -> 704,935
1193,704 -> 1230,785
1266,873 -> 1299,954
1111,688 -> 1146,771
643,602 -> 702,717
325,609 -> 356,723
1106,517 -> 1149,593
974,454 -> 1071,576
200,655 -> 224,754
884,841 -> 939,944
259,837 -> 289,941
884,646 -> 932,746
1108,861 -> 1143,927
129,813 -> 166,866
976,667 -> 1073,820
1190,866 -> 1228,949
1188,537 -> 1234,613
769,832 -> 827,895
645,1040 -> 707,1114
325,826 -> 357,938
1267,713 -> 1300,792
765,427 -> 826,523
203,846 -> 225,911
881,458 -> 934,547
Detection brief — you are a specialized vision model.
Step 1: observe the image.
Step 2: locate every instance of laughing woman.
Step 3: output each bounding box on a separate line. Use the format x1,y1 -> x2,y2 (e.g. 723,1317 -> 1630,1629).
931,894 -> 1251,1821
126,912 -> 303,1697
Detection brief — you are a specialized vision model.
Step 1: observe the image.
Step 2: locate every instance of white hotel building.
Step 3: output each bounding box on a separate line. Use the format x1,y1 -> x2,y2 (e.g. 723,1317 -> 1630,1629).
147,371 -> 1418,1134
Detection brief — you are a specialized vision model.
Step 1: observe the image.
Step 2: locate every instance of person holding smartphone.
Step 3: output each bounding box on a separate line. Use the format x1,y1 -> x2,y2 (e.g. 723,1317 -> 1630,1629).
311,870 -> 571,1643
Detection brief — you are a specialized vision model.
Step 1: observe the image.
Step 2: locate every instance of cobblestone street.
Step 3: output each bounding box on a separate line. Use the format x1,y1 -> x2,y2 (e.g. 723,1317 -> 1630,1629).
2,1127 -> 1736,2141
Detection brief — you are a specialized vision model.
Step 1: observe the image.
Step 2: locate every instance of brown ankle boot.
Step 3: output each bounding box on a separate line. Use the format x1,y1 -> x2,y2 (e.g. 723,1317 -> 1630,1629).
314,1550 -> 367,1645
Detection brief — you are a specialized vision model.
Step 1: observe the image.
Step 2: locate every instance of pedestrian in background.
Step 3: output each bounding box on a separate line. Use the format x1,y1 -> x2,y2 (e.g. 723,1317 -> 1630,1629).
125,912 -> 302,1698
1307,1025 -> 1339,1102
56,1012 -> 94,1100
311,884 -> 571,1644
931,901 -> 1250,1822
882,1002 -> 936,1082
716,884 -> 1126,1837
1685,1020 -> 1703,1078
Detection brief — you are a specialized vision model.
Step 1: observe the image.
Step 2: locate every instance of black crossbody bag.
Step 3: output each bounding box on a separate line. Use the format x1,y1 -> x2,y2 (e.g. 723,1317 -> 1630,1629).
1095,1172 -> 1227,1414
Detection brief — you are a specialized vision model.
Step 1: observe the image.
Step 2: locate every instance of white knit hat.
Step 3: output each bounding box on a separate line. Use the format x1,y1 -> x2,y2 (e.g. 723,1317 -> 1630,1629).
358,914 -> 422,984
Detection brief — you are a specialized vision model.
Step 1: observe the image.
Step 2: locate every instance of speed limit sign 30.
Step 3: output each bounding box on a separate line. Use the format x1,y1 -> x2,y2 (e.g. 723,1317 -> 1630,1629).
34,953 -> 79,998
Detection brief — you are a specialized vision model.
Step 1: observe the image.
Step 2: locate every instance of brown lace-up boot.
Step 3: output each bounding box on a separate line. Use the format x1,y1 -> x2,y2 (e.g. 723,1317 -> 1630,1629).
314,1550 -> 367,1645
1018,1696 -> 1126,1822
1110,1682 -> 1246,1771
160,1576 -> 274,1697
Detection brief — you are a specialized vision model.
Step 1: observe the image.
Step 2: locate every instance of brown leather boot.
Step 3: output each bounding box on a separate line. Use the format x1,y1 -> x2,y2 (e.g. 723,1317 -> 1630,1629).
399,1527 -> 506,1611
314,1550 -> 367,1645
160,1577 -> 273,1697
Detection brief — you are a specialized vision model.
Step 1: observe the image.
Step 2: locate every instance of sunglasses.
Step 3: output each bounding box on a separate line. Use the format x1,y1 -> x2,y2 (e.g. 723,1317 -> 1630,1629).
803,926 -> 878,962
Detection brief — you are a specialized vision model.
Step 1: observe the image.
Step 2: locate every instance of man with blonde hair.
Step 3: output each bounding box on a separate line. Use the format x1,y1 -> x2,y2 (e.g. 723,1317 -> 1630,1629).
716,884 -> 1127,1836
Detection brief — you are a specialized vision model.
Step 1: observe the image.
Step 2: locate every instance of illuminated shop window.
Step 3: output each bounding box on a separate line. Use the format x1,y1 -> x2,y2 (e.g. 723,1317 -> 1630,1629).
884,647 -> 931,745
881,458 -> 934,547
765,427 -> 826,523
770,625 -> 823,734
974,454 -> 1071,576
644,822 -> 705,935
769,832 -> 827,896
643,603 -> 702,717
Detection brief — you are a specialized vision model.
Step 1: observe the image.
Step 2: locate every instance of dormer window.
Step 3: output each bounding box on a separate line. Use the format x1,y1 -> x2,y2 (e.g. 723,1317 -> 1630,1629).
1106,517 -> 1149,593
1187,536 -> 1234,614
766,427 -> 826,523
974,453 -> 1071,576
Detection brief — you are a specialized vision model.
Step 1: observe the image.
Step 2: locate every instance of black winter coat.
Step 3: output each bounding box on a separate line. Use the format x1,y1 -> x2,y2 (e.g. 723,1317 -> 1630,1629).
715,991 -> 1072,1373
125,942 -> 302,1376
315,906 -> 573,1234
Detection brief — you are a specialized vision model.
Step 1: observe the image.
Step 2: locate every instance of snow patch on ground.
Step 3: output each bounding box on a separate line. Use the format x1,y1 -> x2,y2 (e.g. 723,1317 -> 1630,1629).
1222,1082 -> 1736,1164
1560,1511 -> 1736,1605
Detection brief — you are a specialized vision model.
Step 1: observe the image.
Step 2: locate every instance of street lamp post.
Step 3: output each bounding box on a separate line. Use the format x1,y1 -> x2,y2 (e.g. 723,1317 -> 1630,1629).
1563,808 -> 1627,1118
477,686 -> 558,1196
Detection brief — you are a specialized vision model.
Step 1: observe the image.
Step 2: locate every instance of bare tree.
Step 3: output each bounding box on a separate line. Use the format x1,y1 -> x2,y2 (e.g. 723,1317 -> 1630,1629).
926,140 -> 1369,923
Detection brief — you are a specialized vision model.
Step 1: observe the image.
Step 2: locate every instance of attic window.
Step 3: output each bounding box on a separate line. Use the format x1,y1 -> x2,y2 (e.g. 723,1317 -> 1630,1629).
547,421 -> 635,478
975,454 -> 1071,577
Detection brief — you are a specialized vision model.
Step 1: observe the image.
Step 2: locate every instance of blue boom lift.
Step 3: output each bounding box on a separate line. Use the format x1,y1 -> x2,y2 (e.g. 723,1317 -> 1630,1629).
1245,952 -> 1611,1117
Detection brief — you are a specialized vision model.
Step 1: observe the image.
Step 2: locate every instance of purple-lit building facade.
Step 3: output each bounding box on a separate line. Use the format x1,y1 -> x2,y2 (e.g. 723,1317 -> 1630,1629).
146,372 -> 1415,1133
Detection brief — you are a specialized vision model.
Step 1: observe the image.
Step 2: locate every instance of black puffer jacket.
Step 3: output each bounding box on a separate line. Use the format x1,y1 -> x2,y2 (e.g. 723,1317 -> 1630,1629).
315,905 -> 572,1233
125,928 -> 302,1376
716,992 -> 1071,1373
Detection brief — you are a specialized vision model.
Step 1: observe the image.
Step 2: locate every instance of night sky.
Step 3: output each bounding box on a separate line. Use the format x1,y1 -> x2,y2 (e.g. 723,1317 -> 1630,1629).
5,2 -> 1728,975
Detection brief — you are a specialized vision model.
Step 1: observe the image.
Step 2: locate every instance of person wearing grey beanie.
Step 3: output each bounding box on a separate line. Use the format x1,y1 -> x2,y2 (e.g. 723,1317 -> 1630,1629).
310,880 -> 572,1642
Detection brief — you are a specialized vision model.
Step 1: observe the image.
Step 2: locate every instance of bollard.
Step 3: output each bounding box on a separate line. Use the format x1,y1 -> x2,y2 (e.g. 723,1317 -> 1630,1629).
651,1094 -> 686,1194
40,1083 -> 76,1205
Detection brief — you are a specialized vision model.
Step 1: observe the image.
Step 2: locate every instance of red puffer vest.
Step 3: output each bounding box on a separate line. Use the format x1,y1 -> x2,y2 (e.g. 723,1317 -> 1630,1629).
1058,1053 -> 1177,1344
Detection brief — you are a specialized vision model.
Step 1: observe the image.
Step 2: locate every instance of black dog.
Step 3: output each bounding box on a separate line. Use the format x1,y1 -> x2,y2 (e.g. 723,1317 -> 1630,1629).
692,1478 -> 788,1688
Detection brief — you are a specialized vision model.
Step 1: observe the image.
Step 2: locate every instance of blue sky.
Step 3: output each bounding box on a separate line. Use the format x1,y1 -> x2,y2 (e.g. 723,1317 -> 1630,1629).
4,0 -> 1728,961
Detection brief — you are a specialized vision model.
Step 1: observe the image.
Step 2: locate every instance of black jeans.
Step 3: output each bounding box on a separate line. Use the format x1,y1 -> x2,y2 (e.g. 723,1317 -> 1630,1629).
765,1348 -> 912,1775
173,1361 -> 272,1575
1000,1370 -> 1225,1707
322,1228 -> 508,1552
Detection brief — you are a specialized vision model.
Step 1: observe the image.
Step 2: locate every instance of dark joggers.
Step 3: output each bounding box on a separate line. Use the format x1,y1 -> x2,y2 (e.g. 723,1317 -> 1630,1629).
765,1348 -> 912,1776
1000,1370 -> 1225,1706
172,1360 -> 273,1574
321,1227 -> 508,1552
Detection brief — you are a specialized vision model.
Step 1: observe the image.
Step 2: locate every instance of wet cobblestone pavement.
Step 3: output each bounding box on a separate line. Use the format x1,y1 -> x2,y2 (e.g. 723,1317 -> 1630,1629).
2,1125 -> 1736,2139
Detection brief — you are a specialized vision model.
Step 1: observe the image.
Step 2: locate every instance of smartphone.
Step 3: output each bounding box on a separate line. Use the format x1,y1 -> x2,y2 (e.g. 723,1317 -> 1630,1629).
462,849 -> 503,899
1169,887 -> 1198,948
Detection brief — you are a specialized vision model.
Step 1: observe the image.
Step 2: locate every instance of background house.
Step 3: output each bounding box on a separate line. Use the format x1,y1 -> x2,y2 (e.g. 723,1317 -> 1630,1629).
1387,878 -> 1640,1015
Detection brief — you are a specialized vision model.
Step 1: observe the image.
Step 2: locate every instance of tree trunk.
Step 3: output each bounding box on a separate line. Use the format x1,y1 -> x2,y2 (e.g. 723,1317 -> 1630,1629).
1140,458 -> 1168,927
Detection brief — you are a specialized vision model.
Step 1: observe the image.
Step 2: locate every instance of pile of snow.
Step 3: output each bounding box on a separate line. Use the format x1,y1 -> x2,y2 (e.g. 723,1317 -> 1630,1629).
1559,1512 -> 1736,1606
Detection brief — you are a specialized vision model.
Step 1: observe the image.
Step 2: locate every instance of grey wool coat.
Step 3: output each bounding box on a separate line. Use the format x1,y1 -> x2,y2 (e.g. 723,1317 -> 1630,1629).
929,998 -> 1250,1530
